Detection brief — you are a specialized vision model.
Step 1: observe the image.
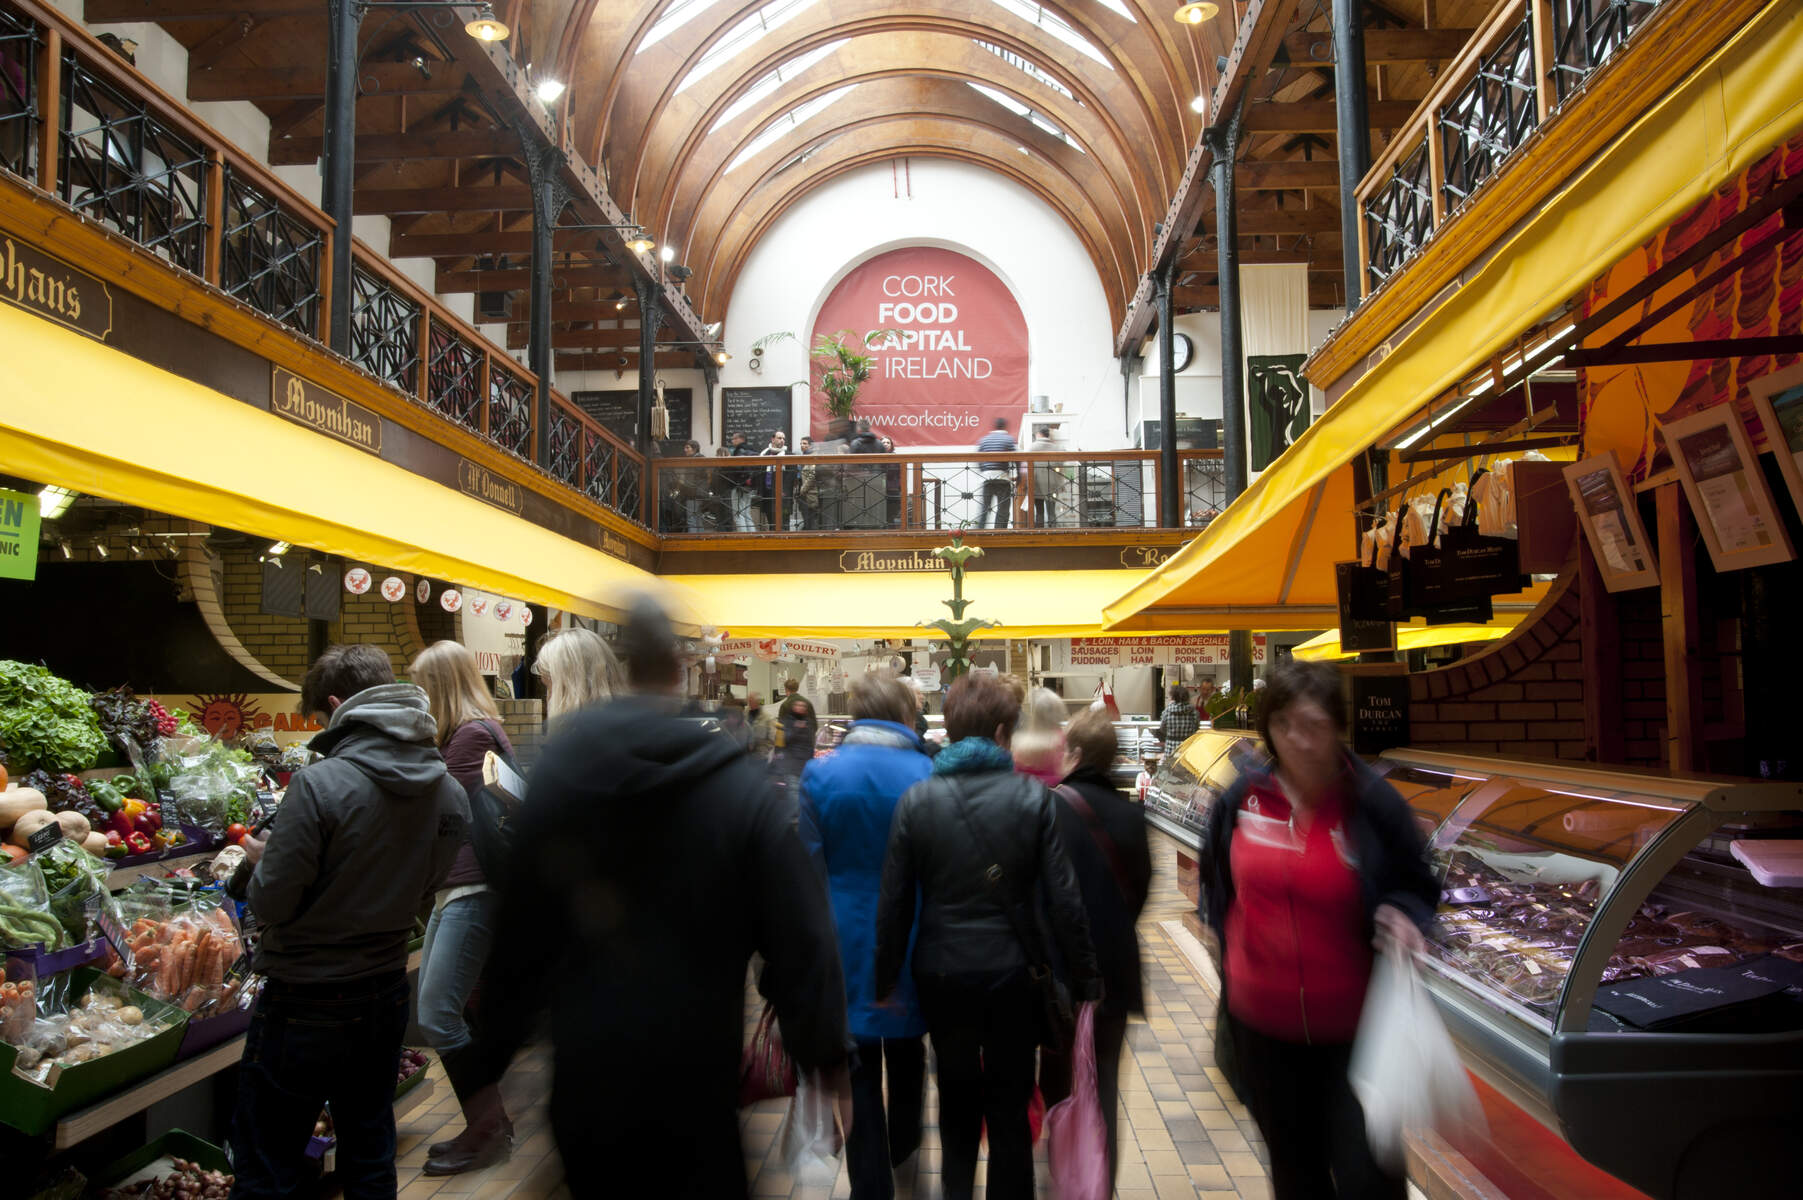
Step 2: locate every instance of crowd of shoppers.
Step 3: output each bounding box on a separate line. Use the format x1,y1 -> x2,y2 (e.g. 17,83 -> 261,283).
230,604 -> 1435,1200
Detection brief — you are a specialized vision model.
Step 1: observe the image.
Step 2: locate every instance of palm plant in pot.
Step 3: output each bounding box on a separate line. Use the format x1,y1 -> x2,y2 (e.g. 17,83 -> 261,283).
753,329 -> 897,423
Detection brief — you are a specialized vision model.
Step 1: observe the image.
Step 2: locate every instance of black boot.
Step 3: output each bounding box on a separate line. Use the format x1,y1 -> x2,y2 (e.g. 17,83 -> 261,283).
424,1046 -> 513,1175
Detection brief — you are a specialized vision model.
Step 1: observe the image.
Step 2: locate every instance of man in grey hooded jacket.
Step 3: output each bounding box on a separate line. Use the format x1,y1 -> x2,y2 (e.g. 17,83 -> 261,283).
230,644 -> 468,1200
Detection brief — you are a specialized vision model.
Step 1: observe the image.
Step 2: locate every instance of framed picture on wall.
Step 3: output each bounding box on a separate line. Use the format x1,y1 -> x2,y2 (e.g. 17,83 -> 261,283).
1751,363 -> 1803,525
1659,403 -> 1795,572
1563,450 -> 1659,592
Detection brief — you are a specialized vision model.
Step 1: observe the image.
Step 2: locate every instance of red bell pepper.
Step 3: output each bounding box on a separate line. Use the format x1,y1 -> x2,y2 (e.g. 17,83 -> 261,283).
110,810 -> 135,838
103,831 -> 128,860
125,830 -> 154,856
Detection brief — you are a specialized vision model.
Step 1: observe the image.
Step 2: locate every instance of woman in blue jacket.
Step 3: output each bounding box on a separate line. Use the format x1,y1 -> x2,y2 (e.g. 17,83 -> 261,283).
799,670 -> 934,1200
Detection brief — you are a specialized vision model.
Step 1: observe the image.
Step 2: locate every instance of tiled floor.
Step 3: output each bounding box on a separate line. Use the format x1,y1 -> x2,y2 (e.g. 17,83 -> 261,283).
384,830 -> 1267,1199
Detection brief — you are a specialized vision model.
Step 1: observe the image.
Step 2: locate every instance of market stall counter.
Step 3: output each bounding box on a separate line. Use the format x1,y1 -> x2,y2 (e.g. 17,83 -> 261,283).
1147,735 -> 1803,1200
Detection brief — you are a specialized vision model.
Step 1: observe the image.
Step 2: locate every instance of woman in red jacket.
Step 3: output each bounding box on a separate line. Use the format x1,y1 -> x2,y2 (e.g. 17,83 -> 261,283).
1197,662 -> 1437,1200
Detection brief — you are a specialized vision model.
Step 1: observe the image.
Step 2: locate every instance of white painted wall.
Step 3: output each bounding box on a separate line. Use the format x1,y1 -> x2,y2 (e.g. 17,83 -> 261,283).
718,159 -> 1123,451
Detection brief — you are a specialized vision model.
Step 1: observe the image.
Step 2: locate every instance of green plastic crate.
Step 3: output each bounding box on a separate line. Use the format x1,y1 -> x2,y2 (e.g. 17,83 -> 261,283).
0,967 -> 189,1136
91,1128 -> 232,1189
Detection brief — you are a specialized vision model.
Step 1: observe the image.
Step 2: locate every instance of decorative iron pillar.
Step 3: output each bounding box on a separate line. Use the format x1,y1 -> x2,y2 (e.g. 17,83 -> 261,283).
1333,0 -> 1372,309
1156,260 -> 1181,529
633,274 -> 664,459
323,0 -> 360,353
1213,112 -> 1255,693
523,135 -> 570,469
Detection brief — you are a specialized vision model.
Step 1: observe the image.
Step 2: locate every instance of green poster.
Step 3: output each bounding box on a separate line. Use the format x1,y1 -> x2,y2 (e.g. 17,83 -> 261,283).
1248,354 -> 1311,472
0,488 -> 41,580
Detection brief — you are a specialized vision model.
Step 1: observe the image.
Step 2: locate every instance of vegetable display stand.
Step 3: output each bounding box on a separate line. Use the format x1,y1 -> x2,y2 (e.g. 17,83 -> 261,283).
4,935 -> 109,978
0,969 -> 188,1137
90,1128 -> 232,1189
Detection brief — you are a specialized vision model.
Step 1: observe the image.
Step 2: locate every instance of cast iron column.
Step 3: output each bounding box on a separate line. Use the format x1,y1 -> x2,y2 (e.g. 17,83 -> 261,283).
323,0 -> 360,354
1156,261 -> 1181,528
1333,0 -> 1372,310
1214,115 -> 1255,694
524,137 -> 569,469
632,274 -> 664,459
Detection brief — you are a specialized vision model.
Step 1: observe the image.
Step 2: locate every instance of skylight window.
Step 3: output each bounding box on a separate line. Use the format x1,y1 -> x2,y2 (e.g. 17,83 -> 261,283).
1094,0 -> 1137,20
989,0 -> 1111,66
640,0 -> 722,52
972,40 -> 1074,100
965,82 -> 1086,153
711,40 -> 844,131
677,0 -> 821,94
725,85 -> 850,173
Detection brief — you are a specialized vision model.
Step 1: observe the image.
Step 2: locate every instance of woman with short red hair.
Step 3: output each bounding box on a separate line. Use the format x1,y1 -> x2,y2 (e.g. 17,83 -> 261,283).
875,673 -> 1100,1200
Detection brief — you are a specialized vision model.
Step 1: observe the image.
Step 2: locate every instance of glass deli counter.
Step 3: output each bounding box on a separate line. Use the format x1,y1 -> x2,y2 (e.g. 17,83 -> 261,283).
1150,737 -> 1803,1200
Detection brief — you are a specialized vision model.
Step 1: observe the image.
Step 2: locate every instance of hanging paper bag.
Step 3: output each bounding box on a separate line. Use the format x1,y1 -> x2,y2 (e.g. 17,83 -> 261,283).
1438,468 -> 1530,596
1339,514 -> 1393,622
1406,489 -> 1459,611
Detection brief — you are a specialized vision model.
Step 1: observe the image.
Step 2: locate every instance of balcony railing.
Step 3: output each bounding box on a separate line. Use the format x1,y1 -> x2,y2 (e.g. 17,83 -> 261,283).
1358,0 -> 1664,294
0,0 -> 646,529
649,450 -> 1223,535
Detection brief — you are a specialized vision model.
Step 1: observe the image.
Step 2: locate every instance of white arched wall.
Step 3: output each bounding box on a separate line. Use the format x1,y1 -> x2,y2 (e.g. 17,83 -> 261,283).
717,158 -> 1123,450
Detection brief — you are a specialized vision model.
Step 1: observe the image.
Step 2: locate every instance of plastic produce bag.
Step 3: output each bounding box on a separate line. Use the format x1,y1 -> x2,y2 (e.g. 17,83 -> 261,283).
0,859 -> 61,952
778,1070 -> 844,1184
100,883 -> 248,1016
1045,1002 -> 1109,1200
30,838 -> 106,947
1350,946 -> 1481,1168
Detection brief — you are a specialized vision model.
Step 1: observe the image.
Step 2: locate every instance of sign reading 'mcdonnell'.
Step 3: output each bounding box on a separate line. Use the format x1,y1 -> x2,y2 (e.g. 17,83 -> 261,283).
810,246 -> 1028,448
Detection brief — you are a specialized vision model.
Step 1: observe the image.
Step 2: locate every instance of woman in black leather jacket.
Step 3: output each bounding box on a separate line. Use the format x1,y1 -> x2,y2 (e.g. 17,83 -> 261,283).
875,673 -> 1100,1200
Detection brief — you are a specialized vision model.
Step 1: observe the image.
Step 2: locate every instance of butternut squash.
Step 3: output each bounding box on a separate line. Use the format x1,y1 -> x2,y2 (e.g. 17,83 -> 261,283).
82,832 -> 109,857
0,787 -> 47,829
6,808 -> 88,846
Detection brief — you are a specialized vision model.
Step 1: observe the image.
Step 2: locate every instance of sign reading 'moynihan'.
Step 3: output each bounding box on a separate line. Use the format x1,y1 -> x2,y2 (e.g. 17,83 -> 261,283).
838,549 -> 949,573
0,236 -> 113,342
270,368 -> 382,455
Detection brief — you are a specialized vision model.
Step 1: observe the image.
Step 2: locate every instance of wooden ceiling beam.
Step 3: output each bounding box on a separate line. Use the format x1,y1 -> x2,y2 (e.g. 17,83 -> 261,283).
505,301 -> 636,327
436,264 -> 620,293
1175,281 -> 1344,308
1237,159 -> 1342,189
1281,28 -> 1477,66
270,128 -> 518,167
188,63 -> 472,102
352,186 -> 532,215
85,0 -> 315,17
1243,99 -> 1418,132
556,352 -> 703,370
389,229 -> 623,258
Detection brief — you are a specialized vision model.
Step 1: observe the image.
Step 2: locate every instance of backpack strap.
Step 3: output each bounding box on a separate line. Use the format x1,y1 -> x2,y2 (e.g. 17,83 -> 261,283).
1053,784 -> 1135,903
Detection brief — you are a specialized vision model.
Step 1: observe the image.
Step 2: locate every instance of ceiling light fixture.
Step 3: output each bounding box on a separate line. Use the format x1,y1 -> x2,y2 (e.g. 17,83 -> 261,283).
659,245 -> 676,264
614,292 -> 629,311
95,541 -> 108,558
715,350 -> 731,365
362,3 -> 509,43
1175,2 -> 1219,24
59,540 -> 71,559
1190,94 -> 1208,114
535,77 -> 566,103
37,485 -> 78,519
266,541 -> 292,557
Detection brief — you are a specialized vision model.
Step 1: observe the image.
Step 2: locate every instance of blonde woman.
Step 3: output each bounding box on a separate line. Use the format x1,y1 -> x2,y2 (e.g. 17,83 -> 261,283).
407,640 -> 517,1176
1011,686 -> 1068,787
533,626 -> 624,722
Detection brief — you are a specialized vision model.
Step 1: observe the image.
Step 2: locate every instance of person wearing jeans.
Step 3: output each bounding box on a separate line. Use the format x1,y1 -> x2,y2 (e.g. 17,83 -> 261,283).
799,672 -> 934,1199
229,645 -> 467,1199
408,640 -> 519,1176
976,418 -> 1017,529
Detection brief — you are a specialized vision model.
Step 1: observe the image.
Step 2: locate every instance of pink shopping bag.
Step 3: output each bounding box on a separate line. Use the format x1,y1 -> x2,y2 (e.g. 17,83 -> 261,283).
1044,1001 -> 1108,1200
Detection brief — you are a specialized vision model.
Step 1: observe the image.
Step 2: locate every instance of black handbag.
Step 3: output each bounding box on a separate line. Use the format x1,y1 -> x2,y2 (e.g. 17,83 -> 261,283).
946,779 -> 1074,1049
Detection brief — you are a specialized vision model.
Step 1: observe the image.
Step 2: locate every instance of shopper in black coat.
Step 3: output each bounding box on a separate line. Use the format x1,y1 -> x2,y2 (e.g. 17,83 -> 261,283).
467,600 -> 851,1200
1038,710 -> 1151,1192
875,674 -> 1100,1200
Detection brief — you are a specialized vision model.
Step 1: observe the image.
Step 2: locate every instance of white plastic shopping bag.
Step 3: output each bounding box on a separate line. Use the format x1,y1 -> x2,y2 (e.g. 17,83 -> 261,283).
779,1069 -> 846,1184
1349,945 -> 1481,1168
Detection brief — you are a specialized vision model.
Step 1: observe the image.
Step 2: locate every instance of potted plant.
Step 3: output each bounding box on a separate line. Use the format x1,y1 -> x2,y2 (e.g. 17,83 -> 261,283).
753,329 -> 897,423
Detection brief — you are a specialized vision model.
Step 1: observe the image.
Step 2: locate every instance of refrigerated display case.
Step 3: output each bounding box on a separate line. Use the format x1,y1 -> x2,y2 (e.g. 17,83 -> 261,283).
1376,750 -> 1803,1200
1146,735 -> 1803,1199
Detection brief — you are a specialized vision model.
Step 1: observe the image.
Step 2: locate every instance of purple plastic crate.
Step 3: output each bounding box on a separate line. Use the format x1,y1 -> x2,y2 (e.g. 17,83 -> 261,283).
4,936 -> 108,977
175,1002 -> 253,1059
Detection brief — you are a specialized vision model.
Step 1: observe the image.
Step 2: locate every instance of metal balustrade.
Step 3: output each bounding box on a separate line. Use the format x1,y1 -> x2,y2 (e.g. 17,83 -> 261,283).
1358,0 -> 1667,296
649,451 -> 1218,535
219,164 -> 322,335
347,262 -> 421,394
426,318 -> 485,433
487,365 -> 534,460
0,7 -> 37,178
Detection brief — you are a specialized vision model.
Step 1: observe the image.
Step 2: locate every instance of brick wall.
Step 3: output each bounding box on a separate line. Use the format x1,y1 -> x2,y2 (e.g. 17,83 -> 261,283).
497,698 -> 547,772
327,578 -> 428,681
217,548 -> 310,685
1408,573 -> 1666,767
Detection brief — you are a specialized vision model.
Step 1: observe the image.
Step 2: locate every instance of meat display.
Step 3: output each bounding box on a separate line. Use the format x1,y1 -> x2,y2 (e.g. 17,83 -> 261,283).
1432,851 -> 1793,1019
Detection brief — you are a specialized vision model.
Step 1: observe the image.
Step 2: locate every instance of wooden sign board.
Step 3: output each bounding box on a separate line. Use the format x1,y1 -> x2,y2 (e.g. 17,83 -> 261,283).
1750,363 -> 1803,529
1660,402 -> 1795,572
1563,451 -> 1659,592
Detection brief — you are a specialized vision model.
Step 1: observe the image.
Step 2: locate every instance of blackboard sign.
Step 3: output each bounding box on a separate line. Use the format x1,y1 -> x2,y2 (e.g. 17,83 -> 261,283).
722,386 -> 792,446
572,388 -> 692,445
1350,670 -> 1411,756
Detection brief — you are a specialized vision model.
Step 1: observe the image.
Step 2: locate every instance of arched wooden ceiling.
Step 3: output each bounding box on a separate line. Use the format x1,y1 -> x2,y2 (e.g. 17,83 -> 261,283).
542,0 -> 1227,324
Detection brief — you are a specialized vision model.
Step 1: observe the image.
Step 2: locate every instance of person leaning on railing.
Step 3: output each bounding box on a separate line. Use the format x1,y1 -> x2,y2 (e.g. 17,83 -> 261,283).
976,419 -> 1018,529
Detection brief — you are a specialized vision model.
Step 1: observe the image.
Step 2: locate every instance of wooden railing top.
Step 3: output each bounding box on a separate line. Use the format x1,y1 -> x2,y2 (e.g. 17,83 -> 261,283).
1355,0 -> 1532,204
655,448 -> 1225,467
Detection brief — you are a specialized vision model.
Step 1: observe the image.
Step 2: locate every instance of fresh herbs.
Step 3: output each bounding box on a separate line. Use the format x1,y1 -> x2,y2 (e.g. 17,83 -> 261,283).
0,661 -> 105,774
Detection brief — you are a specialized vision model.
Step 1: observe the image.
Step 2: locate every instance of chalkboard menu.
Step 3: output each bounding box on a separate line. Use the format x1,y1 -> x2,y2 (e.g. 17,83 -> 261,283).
722,387 -> 792,446
572,388 -> 692,444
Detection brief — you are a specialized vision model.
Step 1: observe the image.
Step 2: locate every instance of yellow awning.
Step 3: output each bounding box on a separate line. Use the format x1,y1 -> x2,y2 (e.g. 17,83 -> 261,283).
0,302 -> 693,628
1105,0 -> 1803,632
1291,617 -> 1523,663
663,569 -> 1339,641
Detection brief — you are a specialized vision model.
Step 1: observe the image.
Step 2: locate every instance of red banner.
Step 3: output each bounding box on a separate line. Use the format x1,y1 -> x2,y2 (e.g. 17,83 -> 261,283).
810,246 -> 1029,447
